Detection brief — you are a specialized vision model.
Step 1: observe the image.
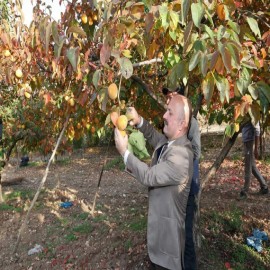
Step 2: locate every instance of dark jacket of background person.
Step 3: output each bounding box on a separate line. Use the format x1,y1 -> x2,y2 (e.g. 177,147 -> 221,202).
187,116 -> 201,195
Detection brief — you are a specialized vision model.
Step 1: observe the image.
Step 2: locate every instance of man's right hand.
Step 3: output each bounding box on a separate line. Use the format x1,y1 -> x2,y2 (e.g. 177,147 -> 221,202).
126,107 -> 141,126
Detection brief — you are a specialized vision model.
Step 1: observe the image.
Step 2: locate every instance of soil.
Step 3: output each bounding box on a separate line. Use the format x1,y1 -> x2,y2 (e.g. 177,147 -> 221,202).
0,132 -> 269,270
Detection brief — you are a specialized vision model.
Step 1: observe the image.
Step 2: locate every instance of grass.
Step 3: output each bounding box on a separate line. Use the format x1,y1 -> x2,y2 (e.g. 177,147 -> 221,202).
0,203 -> 22,212
4,189 -> 34,201
128,216 -> 147,232
104,156 -> 125,171
73,222 -> 93,234
200,205 -> 270,270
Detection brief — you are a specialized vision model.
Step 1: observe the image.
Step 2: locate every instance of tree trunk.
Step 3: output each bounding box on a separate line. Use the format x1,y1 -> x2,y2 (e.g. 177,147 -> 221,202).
195,131 -> 240,263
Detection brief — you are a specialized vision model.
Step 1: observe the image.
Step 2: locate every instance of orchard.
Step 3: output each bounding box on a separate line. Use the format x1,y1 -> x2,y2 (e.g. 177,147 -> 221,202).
0,0 -> 269,268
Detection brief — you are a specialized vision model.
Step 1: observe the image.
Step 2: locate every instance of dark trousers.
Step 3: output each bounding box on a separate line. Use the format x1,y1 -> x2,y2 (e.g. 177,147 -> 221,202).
243,140 -> 267,192
184,194 -> 197,270
150,261 -> 169,270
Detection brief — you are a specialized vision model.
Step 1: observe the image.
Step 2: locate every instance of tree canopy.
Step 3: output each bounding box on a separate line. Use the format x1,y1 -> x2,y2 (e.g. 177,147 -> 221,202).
0,0 -> 269,155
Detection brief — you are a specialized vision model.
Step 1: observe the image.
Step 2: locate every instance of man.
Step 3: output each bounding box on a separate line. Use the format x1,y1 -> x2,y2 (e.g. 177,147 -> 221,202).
114,95 -> 193,270
162,85 -> 201,270
240,121 -> 268,198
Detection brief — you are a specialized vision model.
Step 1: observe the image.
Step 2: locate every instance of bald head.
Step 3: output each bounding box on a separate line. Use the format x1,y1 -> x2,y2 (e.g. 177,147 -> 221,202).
163,95 -> 191,140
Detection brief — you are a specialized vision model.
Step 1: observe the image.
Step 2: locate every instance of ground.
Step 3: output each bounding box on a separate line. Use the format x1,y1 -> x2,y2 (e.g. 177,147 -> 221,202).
0,132 -> 269,270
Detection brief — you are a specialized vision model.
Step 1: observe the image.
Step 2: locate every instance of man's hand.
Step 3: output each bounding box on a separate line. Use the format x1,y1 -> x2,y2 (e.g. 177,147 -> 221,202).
114,128 -> 128,156
126,107 -> 141,126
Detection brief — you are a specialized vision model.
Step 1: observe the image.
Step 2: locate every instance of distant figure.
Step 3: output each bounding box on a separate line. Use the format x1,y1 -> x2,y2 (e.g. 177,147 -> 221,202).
20,156 -> 29,167
240,121 -> 268,198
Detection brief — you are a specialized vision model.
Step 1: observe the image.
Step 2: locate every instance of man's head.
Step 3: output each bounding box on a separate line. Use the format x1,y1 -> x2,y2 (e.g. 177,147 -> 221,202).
163,95 -> 191,141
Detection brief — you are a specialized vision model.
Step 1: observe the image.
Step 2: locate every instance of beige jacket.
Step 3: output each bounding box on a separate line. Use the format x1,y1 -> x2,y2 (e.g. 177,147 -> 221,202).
126,119 -> 193,270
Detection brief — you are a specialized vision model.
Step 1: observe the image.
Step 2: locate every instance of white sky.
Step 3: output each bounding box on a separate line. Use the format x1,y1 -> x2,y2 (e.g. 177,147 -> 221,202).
22,0 -> 66,26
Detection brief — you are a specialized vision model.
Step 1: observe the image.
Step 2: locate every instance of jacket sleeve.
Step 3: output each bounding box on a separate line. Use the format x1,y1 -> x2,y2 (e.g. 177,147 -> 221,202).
138,118 -> 166,149
126,144 -> 192,187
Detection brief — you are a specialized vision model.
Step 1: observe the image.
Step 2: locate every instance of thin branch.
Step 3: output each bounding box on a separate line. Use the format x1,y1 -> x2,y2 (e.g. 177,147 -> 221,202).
130,75 -> 165,110
13,113 -> 70,254
133,58 -> 162,68
239,9 -> 270,28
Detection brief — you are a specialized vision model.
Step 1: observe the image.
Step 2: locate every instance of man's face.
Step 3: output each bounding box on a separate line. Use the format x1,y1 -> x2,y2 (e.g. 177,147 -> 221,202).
163,96 -> 184,140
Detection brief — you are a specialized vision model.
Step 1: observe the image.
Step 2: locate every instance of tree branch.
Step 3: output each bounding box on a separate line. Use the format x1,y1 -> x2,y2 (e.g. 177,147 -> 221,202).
133,58 -> 162,67
130,75 -> 165,110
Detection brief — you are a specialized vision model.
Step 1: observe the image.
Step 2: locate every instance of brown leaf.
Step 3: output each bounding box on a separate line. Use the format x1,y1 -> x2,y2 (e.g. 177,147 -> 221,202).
100,43 -> 111,66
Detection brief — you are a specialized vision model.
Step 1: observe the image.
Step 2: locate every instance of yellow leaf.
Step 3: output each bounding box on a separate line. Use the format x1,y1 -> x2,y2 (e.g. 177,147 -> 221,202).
122,50 -> 132,58
241,94 -> 252,104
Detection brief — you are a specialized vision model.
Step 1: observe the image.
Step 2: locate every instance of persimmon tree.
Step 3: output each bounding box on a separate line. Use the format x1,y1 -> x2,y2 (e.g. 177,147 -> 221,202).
0,0 -> 270,254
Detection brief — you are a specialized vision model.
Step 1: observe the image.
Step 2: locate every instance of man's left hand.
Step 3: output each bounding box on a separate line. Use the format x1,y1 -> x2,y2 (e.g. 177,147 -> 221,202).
114,128 -> 128,156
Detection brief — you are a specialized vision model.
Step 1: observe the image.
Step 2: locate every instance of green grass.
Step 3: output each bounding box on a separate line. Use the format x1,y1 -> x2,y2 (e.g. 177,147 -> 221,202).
200,205 -> 269,270
0,203 -> 22,212
4,189 -> 34,201
231,152 -> 242,161
128,216 -> 147,232
73,212 -> 89,220
104,156 -> 125,171
65,233 -> 78,242
73,222 -> 93,234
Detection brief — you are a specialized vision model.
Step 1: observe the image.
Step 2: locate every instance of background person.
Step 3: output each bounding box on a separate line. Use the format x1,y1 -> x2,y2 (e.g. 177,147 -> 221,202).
114,95 -> 193,270
240,121 -> 268,198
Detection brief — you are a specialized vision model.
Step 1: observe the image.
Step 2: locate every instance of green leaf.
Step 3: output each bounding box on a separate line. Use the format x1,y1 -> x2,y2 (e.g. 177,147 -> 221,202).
169,30 -> 177,41
258,91 -> 269,114
159,5 -> 169,30
189,51 -> 201,71
67,47 -> 79,71
45,22 -> 52,54
183,21 -> 193,55
225,124 -> 235,138
191,3 -> 205,28
226,43 -> 240,69
168,61 -> 187,89
247,84 -> 259,100
200,52 -> 208,77
217,25 -> 226,41
202,72 -> 215,107
97,88 -> 108,112
54,35 -> 65,58
214,74 -> 230,103
248,103 -> 260,126
204,9 -> 214,27
92,70 -> 101,90
235,68 -> 251,95
202,24 -> 215,43
67,26 -> 87,38
246,16 -> 261,38
181,0 -> 190,23
257,81 -> 270,103
51,21 -> 59,44
128,130 -> 150,160
170,10 -> 179,30
118,57 -> 133,79
227,20 -> 240,34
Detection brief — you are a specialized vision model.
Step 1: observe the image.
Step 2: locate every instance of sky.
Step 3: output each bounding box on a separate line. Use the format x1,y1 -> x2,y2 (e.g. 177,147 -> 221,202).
22,0 -> 66,26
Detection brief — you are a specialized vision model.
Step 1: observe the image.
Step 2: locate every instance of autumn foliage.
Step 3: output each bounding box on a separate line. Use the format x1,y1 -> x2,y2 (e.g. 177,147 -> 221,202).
0,0 -> 269,156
